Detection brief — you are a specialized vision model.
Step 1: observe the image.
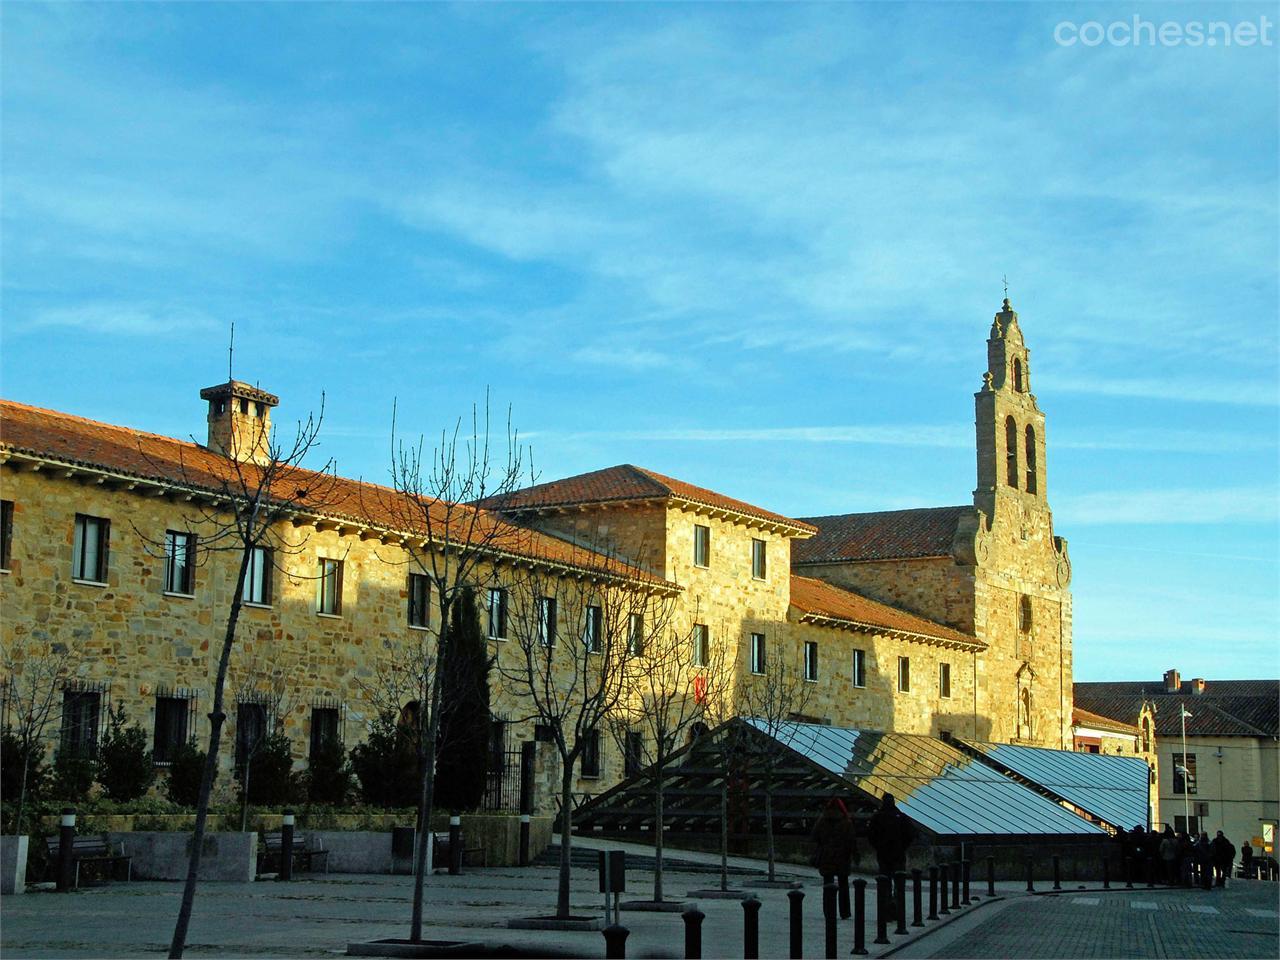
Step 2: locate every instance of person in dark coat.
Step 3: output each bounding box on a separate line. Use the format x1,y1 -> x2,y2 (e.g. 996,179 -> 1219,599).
1240,841 -> 1254,879
1210,831 -> 1235,887
810,798 -> 856,918
1194,833 -> 1213,890
1177,832 -> 1194,886
1159,827 -> 1178,885
868,792 -> 916,914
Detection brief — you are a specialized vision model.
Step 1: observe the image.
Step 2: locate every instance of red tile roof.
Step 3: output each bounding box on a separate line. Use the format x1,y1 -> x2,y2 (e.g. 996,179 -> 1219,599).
1074,681 -> 1279,738
1072,706 -> 1138,735
794,506 -> 971,564
486,464 -> 817,535
789,575 -> 983,649
0,399 -> 671,587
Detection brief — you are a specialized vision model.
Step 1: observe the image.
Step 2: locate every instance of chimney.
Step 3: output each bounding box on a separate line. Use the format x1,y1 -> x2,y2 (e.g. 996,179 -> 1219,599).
1191,678 -> 1206,695
1163,669 -> 1181,694
199,380 -> 279,465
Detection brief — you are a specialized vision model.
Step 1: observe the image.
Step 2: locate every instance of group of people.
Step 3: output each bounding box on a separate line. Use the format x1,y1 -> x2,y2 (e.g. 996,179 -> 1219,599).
1118,825 -> 1244,888
809,794 -> 915,918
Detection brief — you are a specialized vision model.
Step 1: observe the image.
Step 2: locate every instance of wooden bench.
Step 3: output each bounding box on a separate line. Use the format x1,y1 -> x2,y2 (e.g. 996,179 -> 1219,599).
258,831 -> 329,875
44,836 -> 132,888
431,830 -> 485,870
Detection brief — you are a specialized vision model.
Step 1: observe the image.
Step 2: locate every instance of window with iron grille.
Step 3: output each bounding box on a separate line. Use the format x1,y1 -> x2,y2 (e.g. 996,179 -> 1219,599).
487,588 -> 507,640
580,729 -> 600,778
583,605 -> 602,653
73,514 -> 109,583
852,648 -> 866,688
153,691 -> 196,764
0,499 -> 13,571
408,574 -> 430,628
60,686 -> 105,758
750,632 -> 766,674
803,641 -> 818,682
317,558 -> 342,615
693,525 -> 710,567
164,530 -> 196,595
309,705 -> 341,760
235,701 -> 269,770
693,624 -> 709,667
751,539 -> 767,580
246,545 -> 273,605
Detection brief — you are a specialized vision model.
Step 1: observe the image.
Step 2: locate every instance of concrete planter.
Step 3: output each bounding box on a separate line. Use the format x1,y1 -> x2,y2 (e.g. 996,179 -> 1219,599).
1,836 -> 28,895
107,831 -> 256,882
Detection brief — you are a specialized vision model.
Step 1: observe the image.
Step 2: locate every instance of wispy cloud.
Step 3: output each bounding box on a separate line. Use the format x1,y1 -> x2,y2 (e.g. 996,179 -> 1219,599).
23,303 -> 219,337
1043,375 -> 1279,407
1055,487 -> 1280,525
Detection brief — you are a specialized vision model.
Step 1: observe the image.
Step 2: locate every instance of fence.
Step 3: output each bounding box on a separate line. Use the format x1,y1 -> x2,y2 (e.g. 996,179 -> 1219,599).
482,749 -> 523,811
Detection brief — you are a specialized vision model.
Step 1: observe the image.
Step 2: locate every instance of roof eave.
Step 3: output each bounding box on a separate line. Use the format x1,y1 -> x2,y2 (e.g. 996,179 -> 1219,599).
794,609 -> 983,651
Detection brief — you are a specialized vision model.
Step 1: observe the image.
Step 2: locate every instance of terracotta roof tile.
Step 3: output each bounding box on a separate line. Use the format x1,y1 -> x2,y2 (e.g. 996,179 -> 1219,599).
0,399 -> 670,587
487,464 -> 817,534
1072,706 -> 1139,735
1074,681 -> 1279,738
794,506 -> 970,563
789,574 -> 983,648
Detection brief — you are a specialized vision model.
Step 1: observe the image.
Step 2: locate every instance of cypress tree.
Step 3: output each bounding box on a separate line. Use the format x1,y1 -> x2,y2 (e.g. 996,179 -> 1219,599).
434,588 -> 492,812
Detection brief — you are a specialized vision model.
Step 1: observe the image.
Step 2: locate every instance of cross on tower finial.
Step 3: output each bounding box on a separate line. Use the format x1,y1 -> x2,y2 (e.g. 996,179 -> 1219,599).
1001,275 -> 1012,313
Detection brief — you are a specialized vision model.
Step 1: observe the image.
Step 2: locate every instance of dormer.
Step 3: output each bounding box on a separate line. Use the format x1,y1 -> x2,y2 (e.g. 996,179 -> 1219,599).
199,380 -> 278,465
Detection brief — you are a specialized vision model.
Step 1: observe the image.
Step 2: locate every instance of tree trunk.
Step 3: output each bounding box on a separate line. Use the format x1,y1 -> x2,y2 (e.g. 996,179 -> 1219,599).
409,736 -> 437,942
765,774 -> 776,882
653,761 -> 664,902
556,766 -> 574,919
15,748 -> 31,837
719,779 -> 729,892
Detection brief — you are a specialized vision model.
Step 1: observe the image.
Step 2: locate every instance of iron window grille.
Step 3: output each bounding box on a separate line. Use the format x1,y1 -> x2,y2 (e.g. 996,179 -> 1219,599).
153,687 -> 199,765
59,678 -> 110,759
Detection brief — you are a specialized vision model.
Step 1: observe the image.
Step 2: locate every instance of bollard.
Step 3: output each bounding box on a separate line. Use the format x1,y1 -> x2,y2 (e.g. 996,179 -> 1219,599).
821,882 -> 836,959
1026,857 -> 1035,893
873,875 -> 890,945
518,813 -> 531,868
1052,854 -> 1061,891
791,887 -> 806,960
56,807 -> 76,893
894,871 -> 907,934
1124,856 -> 1134,889
1102,856 -> 1110,889
603,924 -> 629,959
742,895 -> 761,960
280,810 -> 296,882
927,865 -> 939,920
951,860 -> 961,907
986,856 -> 996,898
682,906 -> 705,960
962,859 -> 972,904
939,863 -> 951,914
448,815 -> 462,875
852,878 -> 868,955
911,869 -> 923,926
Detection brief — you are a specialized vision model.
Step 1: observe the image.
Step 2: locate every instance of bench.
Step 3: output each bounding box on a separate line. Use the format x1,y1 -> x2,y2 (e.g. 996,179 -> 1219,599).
431,830 -> 485,870
44,836 -> 132,888
258,831 -> 329,876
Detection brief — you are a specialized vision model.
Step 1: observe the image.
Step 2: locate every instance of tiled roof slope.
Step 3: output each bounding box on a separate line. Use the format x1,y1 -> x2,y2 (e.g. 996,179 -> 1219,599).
1072,706 -> 1138,735
790,575 -> 983,649
487,464 -> 817,534
793,505 -> 971,563
1074,680 -> 1279,738
0,399 -> 670,586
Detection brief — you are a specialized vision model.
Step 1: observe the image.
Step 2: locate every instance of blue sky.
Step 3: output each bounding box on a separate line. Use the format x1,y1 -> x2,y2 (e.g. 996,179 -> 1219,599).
2,2 -> 1276,682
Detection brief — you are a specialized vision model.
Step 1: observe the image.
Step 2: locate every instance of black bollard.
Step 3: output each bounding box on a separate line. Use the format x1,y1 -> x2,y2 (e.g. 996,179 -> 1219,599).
986,856 -> 996,898
1052,854 -> 1061,891
894,871 -> 907,934
927,865 -> 939,920
911,869 -> 923,926
280,810 -> 295,882
962,860 -> 972,904
873,875 -> 890,945
56,807 -> 76,893
821,881 -> 836,959
603,924 -> 629,959
1026,857 -> 1035,893
518,813 -> 531,868
683,906 -> 704,960
448,815 -> 462,875
939,863 -> 951,914
852,878 -> 868,956
742,895 -> 761,960
951,861 -> 961,907
1102,856 -> 1110,889
1124,856 -> 1134,889
791,887 -> 807,960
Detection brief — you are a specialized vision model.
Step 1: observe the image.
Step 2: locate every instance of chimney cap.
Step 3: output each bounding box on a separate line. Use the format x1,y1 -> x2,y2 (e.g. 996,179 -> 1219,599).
200,380 -> 279,407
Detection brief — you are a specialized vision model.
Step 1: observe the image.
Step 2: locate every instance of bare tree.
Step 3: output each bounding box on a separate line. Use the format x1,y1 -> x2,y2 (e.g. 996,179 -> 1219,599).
737,628 -> 815,882
498,545 -> 676,919
0,637 -> 80,835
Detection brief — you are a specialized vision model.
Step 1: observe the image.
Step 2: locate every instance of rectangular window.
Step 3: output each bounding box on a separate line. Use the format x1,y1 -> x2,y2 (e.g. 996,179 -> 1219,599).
235,702 -> 268,770
803,641 -> 819,682
749,632 -> 766,675
693,524 -> 710,567
60,689 -> 102,758
153,695 -> 191,765
624,731 -> 644,779
627,612 -> 644,656
0,499 -> 13,570
317,558 -> 343,615
310,706 -> 341,760
580,728 -> 600,778
246,545 -> 272,605
897,656 -> 911,693
72,514 -> 109,583
1174,814 -> 1200,836
583,605 -> 602,653
538,596 -> 557,646
693,624 -> 710,667
164,530 -> 196,595
852,649 -> 866,688
751,539 -> 767,580
1173,752 -> 1197,795
408,573 -> 430,628
939,662 -> 952,699
487,588 -> 508,640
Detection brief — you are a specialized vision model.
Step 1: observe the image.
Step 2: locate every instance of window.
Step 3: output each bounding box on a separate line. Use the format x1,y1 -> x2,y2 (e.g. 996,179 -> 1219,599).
153,694 -> 192,765
317,558 -> 343,615
0,499 -> 13,570
897,656 -> 911,693
1141,717 -> 1152,753
939,662 -> 952,699
1012,357 -> 1024,392
246,545 -> 272,605
235,702 -> 269,769
803,641 -> 818,682
624,731 -> 644,778
583,605 -> 602,653
309,706 -> 341,760
1173,753 -> 1197,795
408,573 -> 430,628
1174,815 -> 1200,836
538,596 -> 557,646
1019,595 -> 1033,632
580,729 -> 600,778
60,688 -> 103,758
693,525 -> 711,567
852,649 -> 866,688
751,539 -> 767,580
693,624 -> 709,667
1025,425 -> 1038,494
749,633 -> 766,675
72,514 -> 109,582
627,612 -> 644,656
164,530 -> 196,594
487,587 -> 508,640
1005,417 -> 1019,488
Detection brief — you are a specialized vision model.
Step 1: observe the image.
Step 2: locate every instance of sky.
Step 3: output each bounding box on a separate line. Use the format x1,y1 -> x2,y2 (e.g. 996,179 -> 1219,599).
2,1 -> 1276,682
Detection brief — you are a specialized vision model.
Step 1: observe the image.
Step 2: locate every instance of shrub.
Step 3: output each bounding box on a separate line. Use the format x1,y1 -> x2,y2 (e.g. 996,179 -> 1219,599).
1,731 -> 48,809
50,750 -> 96,802
236,731 -> 298,807
96,703 -> 155,801
351,713 -> 420,808
165,740 -> 207,807
304,735 -> 354,806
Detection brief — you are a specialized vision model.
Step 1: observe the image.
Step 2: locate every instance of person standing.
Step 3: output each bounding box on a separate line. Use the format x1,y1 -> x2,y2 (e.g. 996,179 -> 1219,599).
1240,841 -> 1254,879
1210,831 -> 1236,887
1159,827 -> 1178,885
810,798 -> 856,919
868,793 -> 917,913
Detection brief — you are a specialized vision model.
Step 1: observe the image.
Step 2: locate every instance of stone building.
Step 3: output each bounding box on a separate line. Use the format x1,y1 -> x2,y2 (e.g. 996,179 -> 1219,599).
0,298 -> 1074,809
1071,703 -> 1160,826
